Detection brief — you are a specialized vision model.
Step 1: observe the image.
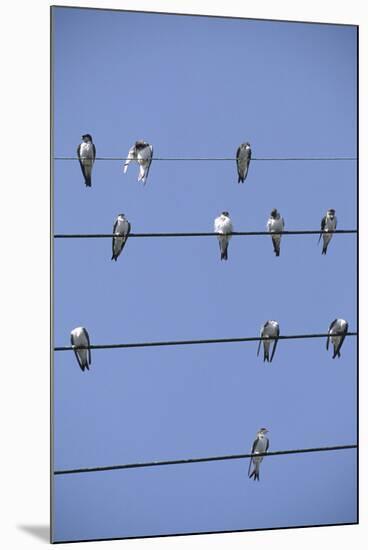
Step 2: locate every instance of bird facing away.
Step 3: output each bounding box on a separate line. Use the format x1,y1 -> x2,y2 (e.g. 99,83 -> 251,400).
327,318 -> 349,359
77,134 -> 96,187
111,213 -> 131,261
319,208 -> 337,254
248,428 -> 269,481
236,142 -> 252,183
123,140 -> 153,184
214,211 -> 233,260
267,208 -> 285,257
70,327 -> 91,372
257,320 -> 280,362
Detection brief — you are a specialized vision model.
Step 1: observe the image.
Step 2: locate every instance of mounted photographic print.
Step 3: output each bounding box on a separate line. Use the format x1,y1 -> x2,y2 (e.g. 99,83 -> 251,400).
51,5 -> 358,543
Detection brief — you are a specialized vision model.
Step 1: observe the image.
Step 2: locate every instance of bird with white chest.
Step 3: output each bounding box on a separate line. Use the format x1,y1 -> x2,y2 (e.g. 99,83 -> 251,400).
123,140 -> 153,184
70,326 -> 91,372
236,142 -> 252,183
248,428 -> 269,481
257,320 -> 280,363
326,318 -> 349,359
319,208 -> 337,255
111,213 -> 131,261
214,211 -> 233,261
267,208 -> 285,257
77,134 -> 96,187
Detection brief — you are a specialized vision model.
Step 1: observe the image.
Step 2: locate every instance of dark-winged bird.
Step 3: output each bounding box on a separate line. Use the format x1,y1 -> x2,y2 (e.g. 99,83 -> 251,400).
77,134 -> 96,187
123,140 -> 153,184
214,211 -> 233,260
319,209 -> 337,254
111,213 -> 131,261
327,318 -> 348,359
70,327 -> 91,372
267,208 -> 285,257
236,142 -> 251,183
248,428 -> 269,481
257,320 -> 280,362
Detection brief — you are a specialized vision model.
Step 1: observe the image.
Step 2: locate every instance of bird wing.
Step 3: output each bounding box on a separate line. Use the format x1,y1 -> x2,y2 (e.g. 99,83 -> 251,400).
318,216 -> 326,244
265,438 -> 270,452
84,329 -> 92,366
236,146 -> 243,178
143,145 -> 153,181
123,146 -> 135,173
270,324 -> 280,362
257,325 -> 264,356
112,219 -> 119,256
92,143 -> 96,162
326,318 -> 337,349
71,332 -> 84,371
334,321 -> 348,357
120,221 -> 131,253
77,144 -> 87,180
248,438 -> 258,477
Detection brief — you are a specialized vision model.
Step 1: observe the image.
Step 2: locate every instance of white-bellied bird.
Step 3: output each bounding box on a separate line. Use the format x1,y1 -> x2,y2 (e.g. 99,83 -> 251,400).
327,318 -> 348,359
267,208 -> 285,257
319,208 -> 337,255
77,134 -> 96,187
111,213 -> 131,261
257,320 -> 280,362
70,327 -> 91,372
248,428 -> 269,481
214,211 -> 233,261
236,142 -> 251,183
123,140 -> 153,184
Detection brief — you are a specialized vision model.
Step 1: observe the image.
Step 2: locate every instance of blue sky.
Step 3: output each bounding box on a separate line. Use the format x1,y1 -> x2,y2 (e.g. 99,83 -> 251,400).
52,7 -> 357,543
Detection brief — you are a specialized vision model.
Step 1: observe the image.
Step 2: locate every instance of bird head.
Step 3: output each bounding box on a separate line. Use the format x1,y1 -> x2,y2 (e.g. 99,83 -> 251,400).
327,208 -> 335,218
222,211 -> 230,217
82,134 -> 92,142
270,208 -> 278,218
258,428 -> 269,435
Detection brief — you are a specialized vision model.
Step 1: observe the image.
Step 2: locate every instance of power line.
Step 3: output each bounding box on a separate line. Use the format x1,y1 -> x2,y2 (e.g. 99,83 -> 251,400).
54,331 -> 357,352
54,156 -> 357,161
54,229 -> 357,239
54,444 -> 357,475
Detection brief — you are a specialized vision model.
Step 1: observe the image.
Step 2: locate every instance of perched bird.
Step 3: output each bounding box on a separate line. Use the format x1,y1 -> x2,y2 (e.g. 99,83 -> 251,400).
77,134 -> 96,187
236,142 -> 252,183
70,327 -> 91,372
327,318 -> 349,359
257,320 -> 280,362
319,209 -> 337,254
214,211 -> 233,261
248,428 -> 269,481
111,213 -> 131,261
123,140 -> 153,184
267,208 -> 285,257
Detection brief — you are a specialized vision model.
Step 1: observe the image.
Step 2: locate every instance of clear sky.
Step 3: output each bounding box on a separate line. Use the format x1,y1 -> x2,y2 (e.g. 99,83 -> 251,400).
52,7 -> 357,543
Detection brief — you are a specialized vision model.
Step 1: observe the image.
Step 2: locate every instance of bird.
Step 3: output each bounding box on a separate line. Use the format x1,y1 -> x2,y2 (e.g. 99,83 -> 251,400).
77,134 -> 96,187
70,327 -> 91,371
267,208 -> 285,257
111,213 -> 131,261
236,142 -> 252,183
248,428 -> 269,481
327,318 -> 349,359
214,211 -> 233,260
123,140 -> 153,184
319,209 -> 337,254
257,320 -> 280,362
